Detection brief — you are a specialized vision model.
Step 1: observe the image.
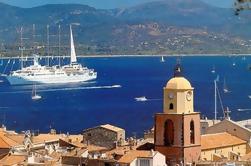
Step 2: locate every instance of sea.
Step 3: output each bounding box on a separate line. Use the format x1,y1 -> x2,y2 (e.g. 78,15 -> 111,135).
0,55 -> 250,137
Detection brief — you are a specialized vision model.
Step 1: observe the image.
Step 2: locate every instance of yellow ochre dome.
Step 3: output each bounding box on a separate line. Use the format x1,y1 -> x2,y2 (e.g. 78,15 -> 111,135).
166,77 -> 192,90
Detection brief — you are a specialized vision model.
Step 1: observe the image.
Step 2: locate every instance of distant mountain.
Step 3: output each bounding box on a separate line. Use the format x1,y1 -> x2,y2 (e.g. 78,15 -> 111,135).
113,0 -> 245,29
0,0 -> 250,56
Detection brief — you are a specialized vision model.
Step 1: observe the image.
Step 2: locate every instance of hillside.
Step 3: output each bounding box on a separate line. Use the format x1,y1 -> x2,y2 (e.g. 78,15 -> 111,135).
0,0 -> 250,56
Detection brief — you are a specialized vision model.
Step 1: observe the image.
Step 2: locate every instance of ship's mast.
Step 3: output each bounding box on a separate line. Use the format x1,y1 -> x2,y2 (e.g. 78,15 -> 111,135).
32,24 -> 36,54
58,25 -> 61,66
214,79 -> 217,121
47,25 -> 50,66
20,27 -> 24,69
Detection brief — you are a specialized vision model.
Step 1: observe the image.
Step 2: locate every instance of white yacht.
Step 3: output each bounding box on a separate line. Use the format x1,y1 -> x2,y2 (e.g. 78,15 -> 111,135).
4,25 -> 97,85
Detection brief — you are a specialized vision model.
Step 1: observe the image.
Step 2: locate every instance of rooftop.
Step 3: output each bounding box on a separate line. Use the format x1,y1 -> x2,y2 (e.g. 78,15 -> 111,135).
0,132 -> 21,148
83,124 -> 124,133
165,77 -> 193,90
118,150 -> 156,164
201,132 -> 246,150
101,124 -> 124,132
0,154 -> 26,165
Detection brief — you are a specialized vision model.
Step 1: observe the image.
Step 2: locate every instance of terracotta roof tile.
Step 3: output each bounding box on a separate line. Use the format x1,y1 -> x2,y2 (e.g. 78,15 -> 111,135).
4,134 -> 25,145
0,154 -> 26,165
100,124 -> 124,132
32,134 -> 82,144
118,150 -> 155,164
201,132 -> 246,150
0,133 -> 21,148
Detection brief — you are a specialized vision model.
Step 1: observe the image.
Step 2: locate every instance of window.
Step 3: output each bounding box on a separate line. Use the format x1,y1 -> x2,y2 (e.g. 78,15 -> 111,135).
169,103 -> 174,110
164,119 -> 174,146
139,159 -> 150,166
190,120 -> 195,144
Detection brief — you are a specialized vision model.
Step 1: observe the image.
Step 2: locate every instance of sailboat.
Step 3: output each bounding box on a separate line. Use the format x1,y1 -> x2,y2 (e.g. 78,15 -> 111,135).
4,25 -> 97,85
161,56 -> 165,62
223,77 -> 230,93
31,84 -> 41,100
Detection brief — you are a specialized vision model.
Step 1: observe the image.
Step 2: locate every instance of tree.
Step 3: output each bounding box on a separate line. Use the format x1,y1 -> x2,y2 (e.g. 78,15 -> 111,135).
235,0 -> 251,15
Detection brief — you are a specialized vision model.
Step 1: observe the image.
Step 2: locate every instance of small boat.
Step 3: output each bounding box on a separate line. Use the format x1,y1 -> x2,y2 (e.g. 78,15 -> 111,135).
135,96 -> 148,102
161,56 -> 165,62
223,77 -> 230,93
211,66 -> 215,73
232,62 -> 236,66
32,84 -> 41,100
248,95 -> 251,99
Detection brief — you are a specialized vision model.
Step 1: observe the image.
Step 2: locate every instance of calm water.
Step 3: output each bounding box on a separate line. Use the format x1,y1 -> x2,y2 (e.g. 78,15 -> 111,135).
0,56 -> 250,137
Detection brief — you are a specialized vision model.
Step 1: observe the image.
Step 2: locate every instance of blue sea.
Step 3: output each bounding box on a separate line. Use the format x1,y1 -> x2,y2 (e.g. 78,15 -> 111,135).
0,56 -> 250,137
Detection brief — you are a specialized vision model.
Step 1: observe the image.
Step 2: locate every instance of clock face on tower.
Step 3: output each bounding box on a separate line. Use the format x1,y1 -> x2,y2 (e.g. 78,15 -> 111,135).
186,91 -> 192,101
168,92 -> 174,99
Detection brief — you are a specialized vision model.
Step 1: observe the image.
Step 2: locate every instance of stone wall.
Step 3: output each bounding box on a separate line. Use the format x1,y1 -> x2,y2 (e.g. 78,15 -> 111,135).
83,127 -> 124,149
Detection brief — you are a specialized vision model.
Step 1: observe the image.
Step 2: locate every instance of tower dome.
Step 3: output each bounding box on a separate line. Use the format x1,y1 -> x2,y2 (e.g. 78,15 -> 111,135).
166,77 -> 192,90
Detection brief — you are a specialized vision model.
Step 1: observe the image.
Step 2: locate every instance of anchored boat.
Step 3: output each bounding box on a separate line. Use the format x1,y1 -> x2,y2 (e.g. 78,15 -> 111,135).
4,25 -> 97,85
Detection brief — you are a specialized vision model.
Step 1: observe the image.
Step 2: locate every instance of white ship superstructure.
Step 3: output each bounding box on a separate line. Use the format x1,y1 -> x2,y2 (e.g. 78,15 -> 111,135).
4,25 -> 97,85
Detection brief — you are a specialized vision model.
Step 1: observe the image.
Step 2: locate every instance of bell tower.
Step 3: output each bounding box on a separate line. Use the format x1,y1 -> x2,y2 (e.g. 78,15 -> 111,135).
155,64 -> 201,165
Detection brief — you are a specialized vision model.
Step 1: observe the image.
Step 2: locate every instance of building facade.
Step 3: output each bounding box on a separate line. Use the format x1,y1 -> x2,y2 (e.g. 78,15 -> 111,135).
82,124 -> 125,149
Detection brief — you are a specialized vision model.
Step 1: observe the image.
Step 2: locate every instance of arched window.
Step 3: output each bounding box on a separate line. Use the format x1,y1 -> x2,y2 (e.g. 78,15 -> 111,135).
190,120 -> 195,144
169,103 -> 174,110
164,119 -> 174,146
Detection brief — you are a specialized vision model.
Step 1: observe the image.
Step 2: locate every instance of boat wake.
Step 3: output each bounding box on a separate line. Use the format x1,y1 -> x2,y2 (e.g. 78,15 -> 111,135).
237,108 -> 251,112
0,84 -> 122,94
134,96 -> 162,102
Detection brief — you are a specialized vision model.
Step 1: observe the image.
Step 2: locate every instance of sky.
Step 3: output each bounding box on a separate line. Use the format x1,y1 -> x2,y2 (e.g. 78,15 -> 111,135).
0,0 -> 235,9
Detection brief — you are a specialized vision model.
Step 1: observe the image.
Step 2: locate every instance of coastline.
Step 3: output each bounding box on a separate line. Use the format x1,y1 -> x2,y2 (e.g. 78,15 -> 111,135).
0,53 -> 251,59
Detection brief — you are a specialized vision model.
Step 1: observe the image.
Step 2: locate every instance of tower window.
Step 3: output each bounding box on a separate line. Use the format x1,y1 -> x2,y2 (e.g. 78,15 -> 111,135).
190,120 -> 195,144
169,103 -> 174,110
164,119 -> 174,146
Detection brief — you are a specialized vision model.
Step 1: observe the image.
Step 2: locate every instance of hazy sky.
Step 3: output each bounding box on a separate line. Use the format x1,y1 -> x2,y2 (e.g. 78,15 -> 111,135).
0,0 -> 234,9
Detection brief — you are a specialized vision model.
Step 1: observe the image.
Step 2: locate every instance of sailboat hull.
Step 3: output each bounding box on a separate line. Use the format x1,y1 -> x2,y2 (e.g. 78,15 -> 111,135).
6,72 -> 97,85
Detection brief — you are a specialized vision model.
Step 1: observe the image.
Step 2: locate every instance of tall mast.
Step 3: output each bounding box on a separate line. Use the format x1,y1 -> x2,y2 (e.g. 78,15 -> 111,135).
58,25 -> 61,66
20,27 -> 24,69
32,24 -> 36,54
214,80 -> 217,121
47,25 -> 50,66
